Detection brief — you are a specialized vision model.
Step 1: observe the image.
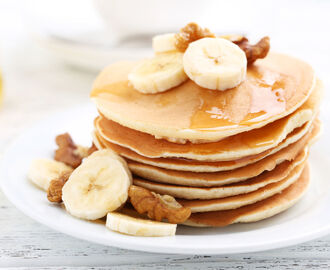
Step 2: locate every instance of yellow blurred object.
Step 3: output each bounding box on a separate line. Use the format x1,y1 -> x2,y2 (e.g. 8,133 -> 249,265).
0,70 -> 2,105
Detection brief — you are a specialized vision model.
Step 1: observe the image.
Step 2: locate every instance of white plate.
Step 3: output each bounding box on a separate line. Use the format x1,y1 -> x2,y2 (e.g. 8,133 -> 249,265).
1,104 -> 330,255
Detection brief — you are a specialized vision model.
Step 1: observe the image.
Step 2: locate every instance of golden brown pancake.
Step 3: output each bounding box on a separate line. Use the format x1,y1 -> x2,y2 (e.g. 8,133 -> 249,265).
91,53 -> 315,142
93,119 -> 316,172
94,82 -> 321,161
133,148 -> 307,200
184,164 -> 309,227
179,161 -> 304,212
128,124 -> 316,187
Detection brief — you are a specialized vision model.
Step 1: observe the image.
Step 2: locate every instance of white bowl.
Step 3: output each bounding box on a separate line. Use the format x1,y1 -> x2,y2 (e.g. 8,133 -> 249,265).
93,0 -> 215,41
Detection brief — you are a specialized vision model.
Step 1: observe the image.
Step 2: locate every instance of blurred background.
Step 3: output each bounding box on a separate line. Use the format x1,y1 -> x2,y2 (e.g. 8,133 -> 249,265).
0,0 -> 329,151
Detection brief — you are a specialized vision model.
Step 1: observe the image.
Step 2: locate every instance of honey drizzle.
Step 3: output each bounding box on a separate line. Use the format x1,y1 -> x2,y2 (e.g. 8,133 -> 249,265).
189,65 -> 288,130
91,54 -> 314,135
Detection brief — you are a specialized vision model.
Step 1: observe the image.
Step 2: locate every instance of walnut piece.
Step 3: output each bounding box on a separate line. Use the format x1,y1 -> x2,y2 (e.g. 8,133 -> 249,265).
47,172 -> 71,203
233,36 -> 270,65
128,185 -> 191,224
175,22 -> 215,52
54,133 -> 96,168
54,133 -> 82,168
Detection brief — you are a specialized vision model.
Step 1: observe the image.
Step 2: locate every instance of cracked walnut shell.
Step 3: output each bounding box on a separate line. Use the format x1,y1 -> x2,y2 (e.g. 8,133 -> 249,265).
128,185 -> 191,224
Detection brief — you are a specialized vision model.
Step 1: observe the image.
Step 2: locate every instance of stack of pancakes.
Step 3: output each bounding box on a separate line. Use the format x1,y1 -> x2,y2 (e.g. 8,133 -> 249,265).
91,53 -> 322,227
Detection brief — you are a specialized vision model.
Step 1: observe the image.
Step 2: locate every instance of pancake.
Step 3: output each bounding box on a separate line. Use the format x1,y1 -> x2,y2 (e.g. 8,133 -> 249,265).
184,164 -> 310,227
129,124 -> 316,187
95,82 -> 321,161
133,148 -> 307,200
179,161 -> 305,212
92,131 -> 106,152
94,119 -> 317,172
91,53 -> 315,143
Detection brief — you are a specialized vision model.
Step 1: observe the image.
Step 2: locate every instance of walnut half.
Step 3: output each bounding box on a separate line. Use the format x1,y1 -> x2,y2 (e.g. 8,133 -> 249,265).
54,133 -> 82,168
233,36 -> 270,65
47,172 -> 71,203
175,22 -> 215,52
54,133 -> 95,168
128,185 -> 191,224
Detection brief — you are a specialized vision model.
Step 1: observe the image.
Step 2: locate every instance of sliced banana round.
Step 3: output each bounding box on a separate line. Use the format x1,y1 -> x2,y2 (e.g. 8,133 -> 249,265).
128,52 -> 188,94
62,150 -> 132,220
28,159 -> 73,191
183,37 -> 247,91
152,33 -> 177,53
106,212 -> 177,237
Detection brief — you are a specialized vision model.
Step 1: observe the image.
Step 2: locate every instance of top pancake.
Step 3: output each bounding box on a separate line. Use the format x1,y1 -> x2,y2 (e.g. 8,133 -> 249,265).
95,82 -> 321,162
91,53 -> 315,142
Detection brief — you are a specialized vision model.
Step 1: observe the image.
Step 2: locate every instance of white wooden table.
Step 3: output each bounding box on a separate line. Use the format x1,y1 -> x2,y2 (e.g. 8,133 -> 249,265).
2,192 -> 330,269
1,1 -> 330,268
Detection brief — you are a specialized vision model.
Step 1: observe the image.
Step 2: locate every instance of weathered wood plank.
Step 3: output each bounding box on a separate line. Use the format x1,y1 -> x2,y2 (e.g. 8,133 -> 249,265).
3,260 -> 330,270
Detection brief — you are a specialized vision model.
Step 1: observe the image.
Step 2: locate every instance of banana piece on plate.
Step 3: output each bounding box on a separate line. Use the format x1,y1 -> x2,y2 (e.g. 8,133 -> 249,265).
152,33 -> 177,53
106,212 -> 177,237
28,159 -> 73,191
62,150 -> 132,220
128,52 -> 188,94
183,37 -> 247,91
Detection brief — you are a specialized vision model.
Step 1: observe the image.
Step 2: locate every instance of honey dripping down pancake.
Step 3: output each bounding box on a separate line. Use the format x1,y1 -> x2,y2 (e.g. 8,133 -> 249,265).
128,122 -> 319,188
94,81 -> 321,162
184,164 -> 310,227
91,53 -> 315,142
179,160 -> 306,212
93,118 -> 320,173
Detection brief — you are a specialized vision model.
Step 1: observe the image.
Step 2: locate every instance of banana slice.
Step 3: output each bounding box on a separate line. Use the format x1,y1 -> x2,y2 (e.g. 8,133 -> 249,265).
62,150 -> 132,220
28,159 -> 73,191
106,212 -> 177,237
128,52 -> 188,94
183,37 -> 247,91
152,33 -> 177,53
